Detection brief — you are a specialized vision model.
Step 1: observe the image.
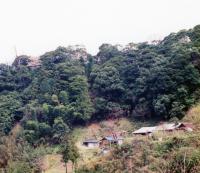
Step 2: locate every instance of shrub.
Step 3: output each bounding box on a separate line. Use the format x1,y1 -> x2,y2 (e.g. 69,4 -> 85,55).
7,161 -> 32,173
167,148 -> 200,173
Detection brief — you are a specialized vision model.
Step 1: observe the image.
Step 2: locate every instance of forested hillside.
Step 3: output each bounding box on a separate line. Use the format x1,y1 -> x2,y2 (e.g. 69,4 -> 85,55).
1,25 -> 200,172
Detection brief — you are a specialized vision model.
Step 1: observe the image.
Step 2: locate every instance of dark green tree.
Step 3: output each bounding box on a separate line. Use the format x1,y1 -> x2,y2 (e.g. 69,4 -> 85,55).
61,137 -> 79,173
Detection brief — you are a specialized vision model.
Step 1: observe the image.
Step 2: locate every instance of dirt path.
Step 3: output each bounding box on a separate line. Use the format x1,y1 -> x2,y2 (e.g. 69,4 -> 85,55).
41,154 -> 73,173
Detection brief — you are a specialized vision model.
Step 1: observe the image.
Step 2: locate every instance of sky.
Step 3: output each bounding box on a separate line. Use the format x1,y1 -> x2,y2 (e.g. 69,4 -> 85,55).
0,0 -> 200,64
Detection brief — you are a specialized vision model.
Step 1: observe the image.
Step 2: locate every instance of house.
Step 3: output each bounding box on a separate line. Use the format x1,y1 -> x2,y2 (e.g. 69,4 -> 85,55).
173,123 -> 193,132
100,136 -> 124,146
132,127 -> 156,135
132,123 -> 193,135
82,139 -> 99,148
155,123 -> 179,131
155,123 -> 193,132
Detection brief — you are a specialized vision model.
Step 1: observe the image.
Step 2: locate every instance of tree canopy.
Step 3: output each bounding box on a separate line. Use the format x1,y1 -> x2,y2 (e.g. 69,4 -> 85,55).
1,25 -> 200,144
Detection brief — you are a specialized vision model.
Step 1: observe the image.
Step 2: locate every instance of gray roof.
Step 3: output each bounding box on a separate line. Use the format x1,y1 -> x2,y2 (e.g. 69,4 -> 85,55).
102,136 -> 123,141
133,123 -> 193,134
83,139 -> 99,143
132,127 -> 156,134
155,123 -> 179,131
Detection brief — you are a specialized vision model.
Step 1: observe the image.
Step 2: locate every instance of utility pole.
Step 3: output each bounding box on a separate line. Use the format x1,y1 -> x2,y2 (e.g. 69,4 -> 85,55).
14,46 -> 18,58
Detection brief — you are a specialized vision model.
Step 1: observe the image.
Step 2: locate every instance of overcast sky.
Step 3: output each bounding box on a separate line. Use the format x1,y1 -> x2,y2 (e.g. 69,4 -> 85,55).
0,0 -> 200,64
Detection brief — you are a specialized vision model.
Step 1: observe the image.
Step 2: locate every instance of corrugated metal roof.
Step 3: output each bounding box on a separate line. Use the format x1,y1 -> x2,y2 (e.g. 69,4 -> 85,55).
133,123 -> 193,134
155,123 -> 178,131
103,136 -> 123,141
133,127 -> 156,134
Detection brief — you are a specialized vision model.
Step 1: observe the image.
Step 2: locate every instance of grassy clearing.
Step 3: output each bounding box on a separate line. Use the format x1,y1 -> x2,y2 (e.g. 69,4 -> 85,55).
71,118 -> 137,167
42,118 -> 136,172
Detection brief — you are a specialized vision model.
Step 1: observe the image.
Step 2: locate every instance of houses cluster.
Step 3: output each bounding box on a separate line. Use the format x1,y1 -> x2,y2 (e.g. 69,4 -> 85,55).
132,122 -> 193,136
82,122 -> 193,150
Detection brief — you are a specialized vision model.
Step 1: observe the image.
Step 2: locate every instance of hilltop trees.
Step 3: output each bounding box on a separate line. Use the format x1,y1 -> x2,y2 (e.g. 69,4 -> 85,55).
90,26 -> 200,120
19,47 -> 94,144
0,47 -> 94,144
0,25 -> 200,144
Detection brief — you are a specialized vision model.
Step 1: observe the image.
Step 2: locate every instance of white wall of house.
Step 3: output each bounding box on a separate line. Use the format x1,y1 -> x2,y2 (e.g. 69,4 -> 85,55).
87,143 -> 99,148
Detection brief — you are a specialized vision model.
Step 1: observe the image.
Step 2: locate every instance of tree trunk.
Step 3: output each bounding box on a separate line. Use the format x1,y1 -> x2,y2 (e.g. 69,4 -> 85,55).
65,163 -> 68,173
74,162 -> 77,173
1,168 -> 7,173
72,163 -> 74,173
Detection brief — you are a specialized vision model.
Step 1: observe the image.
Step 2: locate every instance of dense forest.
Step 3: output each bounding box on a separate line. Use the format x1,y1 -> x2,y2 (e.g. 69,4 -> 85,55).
1,25 -> 200,172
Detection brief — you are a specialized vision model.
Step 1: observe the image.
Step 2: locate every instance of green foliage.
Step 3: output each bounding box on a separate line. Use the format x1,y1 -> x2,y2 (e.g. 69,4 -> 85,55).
51,94 -> 59,105
155,137 -> 189,156
59,91 -> 69,105
38,122 -> 51,137
7,161 -> 32,173
61,138 -> 79,164
0,46 -> 94,143
1,25 -> 200,173
53,117 -> 70,142
25,120 -> 39,131
1,25 -> 200,144
24,130 -> 38,144
0,92 -> 22,134
90,26 -> 200,120
68,75 -> 94,122
167,148 -> 200,173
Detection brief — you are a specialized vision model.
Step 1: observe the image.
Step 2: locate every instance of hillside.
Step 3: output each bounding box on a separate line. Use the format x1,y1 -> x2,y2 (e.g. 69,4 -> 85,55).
1,25 -> 200,172
76,106 -> 200,173
41,110 -> 200,173
39,118 -> 158,173
39,118 -> 134,173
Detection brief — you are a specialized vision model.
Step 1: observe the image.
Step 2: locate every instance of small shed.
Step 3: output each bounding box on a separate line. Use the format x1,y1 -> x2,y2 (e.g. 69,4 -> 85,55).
82,139 -> 99,148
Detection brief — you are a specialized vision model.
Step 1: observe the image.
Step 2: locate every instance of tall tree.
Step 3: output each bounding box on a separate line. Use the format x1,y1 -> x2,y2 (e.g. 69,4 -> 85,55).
61,137 -> 79,173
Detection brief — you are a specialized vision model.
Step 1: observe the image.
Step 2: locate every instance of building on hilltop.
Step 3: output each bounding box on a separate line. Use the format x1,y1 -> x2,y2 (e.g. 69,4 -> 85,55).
27,57 -> 41,69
